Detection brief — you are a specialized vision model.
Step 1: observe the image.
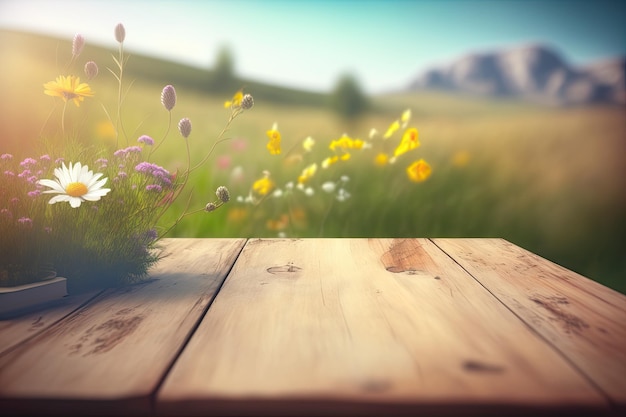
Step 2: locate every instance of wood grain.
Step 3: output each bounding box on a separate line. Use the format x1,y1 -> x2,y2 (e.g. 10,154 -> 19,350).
0,238 -> 245,416
157,238 -> 608,416
432,238 -> 626,407
0,291 -> 102,357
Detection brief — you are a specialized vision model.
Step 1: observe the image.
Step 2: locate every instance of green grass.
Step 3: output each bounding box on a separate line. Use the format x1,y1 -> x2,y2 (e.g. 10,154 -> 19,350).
2,29 -> 625,294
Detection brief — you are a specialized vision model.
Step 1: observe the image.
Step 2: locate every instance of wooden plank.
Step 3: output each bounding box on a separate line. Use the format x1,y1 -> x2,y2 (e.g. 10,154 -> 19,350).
0,238 -> 245,416
157,238 -> 608,416
0,290 -> 103,356
432,238 -> 626,408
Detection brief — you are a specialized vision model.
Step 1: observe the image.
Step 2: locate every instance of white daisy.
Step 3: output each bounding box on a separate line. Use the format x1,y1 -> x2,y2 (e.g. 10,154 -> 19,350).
38,162 -> 111,208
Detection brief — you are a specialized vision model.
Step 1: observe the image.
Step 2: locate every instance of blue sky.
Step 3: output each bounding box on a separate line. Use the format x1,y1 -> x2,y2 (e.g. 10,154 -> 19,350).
0,0 -> 624,93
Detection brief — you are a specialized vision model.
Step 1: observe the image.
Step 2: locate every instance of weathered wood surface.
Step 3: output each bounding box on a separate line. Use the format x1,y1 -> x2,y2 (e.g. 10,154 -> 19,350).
432,238 -> 626,407
0,238 -> 245,416
0,290 -> 102,356
1,238 -> 623,417
157,238 -> 611,416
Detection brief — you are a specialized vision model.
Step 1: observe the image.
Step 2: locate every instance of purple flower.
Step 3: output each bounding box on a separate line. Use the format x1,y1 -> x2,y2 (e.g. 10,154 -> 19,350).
135,162 -> 172,186
4,170 -> 15,177
18,170 -> 31,178
20,158 -> 37,168
144,228 -> 158,241
27,176 -> 38,184
0,208 -> 11,219
161,85 -> 176,111
55,157 -> 65,164
146,184 -> 162,192
17,217 -> 33,227
1,154 -> 13,160
95,158 -> 108,168
28,190 -> 41,198
39,154 -> 51,162
114,146 -> 142,158
135,162 -> 158,173
138,135 -> 154,146
44,226 -> 52,234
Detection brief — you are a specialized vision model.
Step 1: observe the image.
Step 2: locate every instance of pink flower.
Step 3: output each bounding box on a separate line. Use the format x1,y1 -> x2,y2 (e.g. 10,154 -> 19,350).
217,155 -> 231,170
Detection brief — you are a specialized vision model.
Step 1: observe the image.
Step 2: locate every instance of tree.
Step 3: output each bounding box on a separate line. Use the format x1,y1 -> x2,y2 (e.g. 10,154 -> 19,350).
209,46 -> 237,92
329,73 -> 369,119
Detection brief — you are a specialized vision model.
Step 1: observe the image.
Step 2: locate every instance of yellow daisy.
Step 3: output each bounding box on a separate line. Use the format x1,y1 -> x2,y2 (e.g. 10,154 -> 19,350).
43,75 -> 94,107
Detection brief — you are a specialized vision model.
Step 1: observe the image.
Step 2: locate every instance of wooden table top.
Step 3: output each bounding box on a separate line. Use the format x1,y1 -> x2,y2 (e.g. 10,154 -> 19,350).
0,238 -> 624,417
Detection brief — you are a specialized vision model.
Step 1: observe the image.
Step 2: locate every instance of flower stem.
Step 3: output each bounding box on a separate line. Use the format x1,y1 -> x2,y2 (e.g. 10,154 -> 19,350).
61,101 -> 68,137
149,111 -> 171,160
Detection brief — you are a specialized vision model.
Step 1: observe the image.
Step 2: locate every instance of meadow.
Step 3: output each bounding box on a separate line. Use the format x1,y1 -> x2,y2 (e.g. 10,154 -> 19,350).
1,30 -> 624,293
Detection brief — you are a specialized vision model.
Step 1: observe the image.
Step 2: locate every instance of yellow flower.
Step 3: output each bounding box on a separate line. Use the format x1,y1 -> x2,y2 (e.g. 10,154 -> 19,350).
321,153 -> 350,169
393,128 -> 420,158
266,123 -> 281,155
400,109 -> 412,127
43,75 -> 94,107
322,155 -> 338,169
302,136 -> 315,152
383,120 -> 400,139
252,175 -> 275,196
224,90 -> 243,108
374,153 -> 389,166
329,135 -> 364,151
298,163 -> 317,184
406,159 -> 432,182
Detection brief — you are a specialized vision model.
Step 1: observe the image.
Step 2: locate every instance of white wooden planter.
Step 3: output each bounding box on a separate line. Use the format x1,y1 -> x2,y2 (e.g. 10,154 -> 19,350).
0,277 -> 67,318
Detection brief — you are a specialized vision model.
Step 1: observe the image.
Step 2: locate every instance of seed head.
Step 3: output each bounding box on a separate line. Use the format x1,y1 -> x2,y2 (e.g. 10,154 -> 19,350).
215,186 -> 230,203
205,202 -> 217,212
241,94 -> 254,110
161,85 -> 176,111
72,34 -> 85,56
84,61 -> 99,80
114,23 -> 126,43
178,118 -> 192,138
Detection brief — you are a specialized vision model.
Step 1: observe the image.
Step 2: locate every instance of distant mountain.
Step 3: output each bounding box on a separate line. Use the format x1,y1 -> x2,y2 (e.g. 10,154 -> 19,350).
407,44 -> 625,106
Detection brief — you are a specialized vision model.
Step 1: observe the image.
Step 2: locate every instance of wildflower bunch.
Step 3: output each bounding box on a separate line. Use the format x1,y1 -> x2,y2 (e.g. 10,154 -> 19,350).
1,24 -> 252,291
237,109 -> 431,237
0,154 -> 55,286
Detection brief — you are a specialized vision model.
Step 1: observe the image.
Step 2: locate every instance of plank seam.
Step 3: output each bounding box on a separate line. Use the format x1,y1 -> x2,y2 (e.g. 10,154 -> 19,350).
428,238 -> 617,411
149,238 -> 249,415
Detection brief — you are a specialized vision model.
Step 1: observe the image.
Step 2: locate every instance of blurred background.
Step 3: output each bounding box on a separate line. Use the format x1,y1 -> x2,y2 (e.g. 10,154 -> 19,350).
0,0 -> 625,293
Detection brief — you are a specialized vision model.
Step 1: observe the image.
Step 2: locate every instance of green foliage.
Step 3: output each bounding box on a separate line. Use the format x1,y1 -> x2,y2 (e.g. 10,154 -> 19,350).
329,73 -> 369,119
208,46 -> 237,92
